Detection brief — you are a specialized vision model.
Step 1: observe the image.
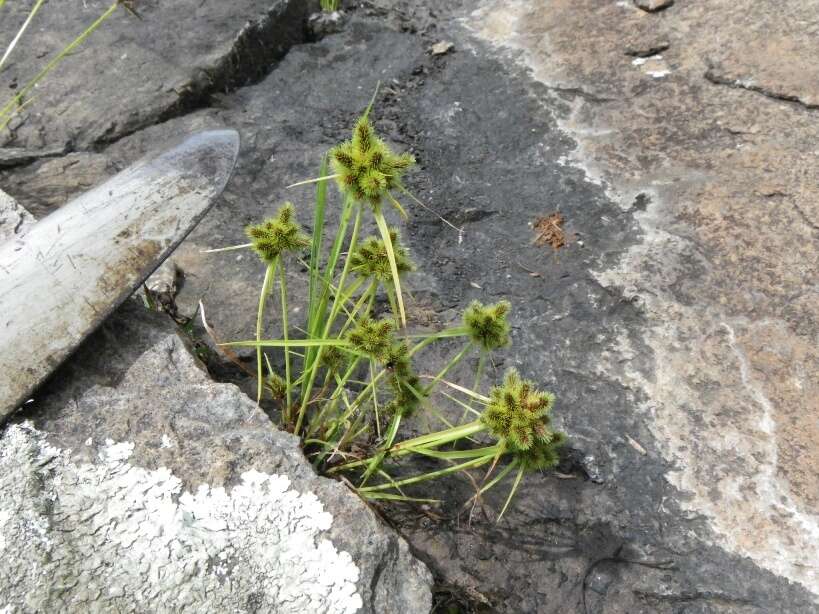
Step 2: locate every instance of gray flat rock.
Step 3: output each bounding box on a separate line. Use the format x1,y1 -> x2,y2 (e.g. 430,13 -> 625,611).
0,300 -> 432,613
0,0 -> 312,152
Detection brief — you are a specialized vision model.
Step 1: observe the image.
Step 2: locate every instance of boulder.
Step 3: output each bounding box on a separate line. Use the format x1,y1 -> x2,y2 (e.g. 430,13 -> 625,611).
0,190 -> 432,612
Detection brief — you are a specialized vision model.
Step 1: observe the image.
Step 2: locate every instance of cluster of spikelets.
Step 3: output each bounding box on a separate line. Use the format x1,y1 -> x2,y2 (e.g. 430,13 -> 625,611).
350,229 -> 415,282
463,300 -> 512,351
481,369 -> 565,469
346,318 -> 425,417
347,317 -> 395,361
265,372 -> 288,401
383,340 -> 425,417
245,202 -> 310,264
330,116 -> 415,207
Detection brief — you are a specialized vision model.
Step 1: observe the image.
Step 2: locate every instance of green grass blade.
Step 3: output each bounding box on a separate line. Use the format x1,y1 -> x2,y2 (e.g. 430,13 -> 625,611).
279,262 -> 293,414
359,492 -> 440,504
0,0 -> 47,74
358,454 -> 493,493
362,81 -> 380,120
255,259 -> 278,403
373,205 -> 406,327
224,338 -> 351,348
424,344 -> 471,394
306,154 -> 329,337
1,1 -> 120,129
413,444 -> 502,461
297,203 -> 362,435
498,464 -> 526,521
303,195 -> 354,377
286,174 -> 341,189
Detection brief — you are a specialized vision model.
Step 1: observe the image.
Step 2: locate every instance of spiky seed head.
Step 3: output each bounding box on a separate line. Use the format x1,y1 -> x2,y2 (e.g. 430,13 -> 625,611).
330,114 -> 415,208
481,369 -> 562,458
383,341 -> 412,378
354,117 -> 374,152
510,419 -> 534,451
386,372 -> 425,417
265,372 -> 287,401
320,346 -> 346,374
463,300 -> 512,352
350,229 -> 415,282
346,317 -> 395,361
516,438 -> 564,472
245,202 -> 310,264
333,146 -> 355,170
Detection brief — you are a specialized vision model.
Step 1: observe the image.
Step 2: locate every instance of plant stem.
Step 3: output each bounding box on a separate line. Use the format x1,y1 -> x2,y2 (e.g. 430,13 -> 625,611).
498,465 -> 526,521
256,259 -> 278,403
296,203 -> 362,435
338,279 -> 377,338
424,344 -> 471,395
358,454 -> 494,493
279,261 -> 292,418
370,360 -> 381,438
461,350 -> 486,422
408,327 -> 469,356
373,204 -> 406,327
391,420 -> 485,451
333,420 -> 486,472
304,195 -> 354,388
385,285 -> 400,327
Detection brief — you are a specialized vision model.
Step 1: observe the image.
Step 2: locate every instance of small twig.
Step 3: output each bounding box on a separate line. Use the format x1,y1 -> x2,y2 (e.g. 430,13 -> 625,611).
199,300 -> 256,378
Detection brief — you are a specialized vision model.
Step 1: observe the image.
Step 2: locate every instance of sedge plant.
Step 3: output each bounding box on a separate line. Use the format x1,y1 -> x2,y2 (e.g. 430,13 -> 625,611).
210,94 -> 566,520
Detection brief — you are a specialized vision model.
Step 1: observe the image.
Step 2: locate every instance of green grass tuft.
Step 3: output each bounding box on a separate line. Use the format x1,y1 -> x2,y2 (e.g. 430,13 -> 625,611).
207,97 -> 567,520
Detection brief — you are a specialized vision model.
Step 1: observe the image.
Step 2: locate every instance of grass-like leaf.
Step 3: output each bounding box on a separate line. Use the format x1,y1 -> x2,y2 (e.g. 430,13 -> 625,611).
373,205 -> 406,326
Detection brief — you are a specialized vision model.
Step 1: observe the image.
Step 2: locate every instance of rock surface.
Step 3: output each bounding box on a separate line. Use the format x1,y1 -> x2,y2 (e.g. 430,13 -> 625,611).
0,188 -> 33,242
0,0 -> 313,153
1,0 -> 817,612
469,0 -> 819,602
0,300 -> 432,613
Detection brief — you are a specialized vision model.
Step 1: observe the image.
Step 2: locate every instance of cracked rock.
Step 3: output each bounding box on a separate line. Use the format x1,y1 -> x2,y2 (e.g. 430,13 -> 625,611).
0,296 -> 432,613
0,0 -> 314,151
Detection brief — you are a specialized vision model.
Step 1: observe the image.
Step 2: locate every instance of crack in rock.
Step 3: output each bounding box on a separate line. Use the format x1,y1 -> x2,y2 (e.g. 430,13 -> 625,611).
705,68 -> 819,111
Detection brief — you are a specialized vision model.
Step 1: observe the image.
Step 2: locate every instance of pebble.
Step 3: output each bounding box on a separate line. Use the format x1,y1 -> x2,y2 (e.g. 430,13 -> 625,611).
633,0 -> 674,12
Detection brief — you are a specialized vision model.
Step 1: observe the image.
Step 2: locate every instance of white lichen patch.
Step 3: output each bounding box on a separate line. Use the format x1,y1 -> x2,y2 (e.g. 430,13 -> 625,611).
0,423 -> 363,614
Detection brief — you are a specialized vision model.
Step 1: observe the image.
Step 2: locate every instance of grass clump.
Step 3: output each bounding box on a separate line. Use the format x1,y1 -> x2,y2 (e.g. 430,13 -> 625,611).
210,91 -> 566,520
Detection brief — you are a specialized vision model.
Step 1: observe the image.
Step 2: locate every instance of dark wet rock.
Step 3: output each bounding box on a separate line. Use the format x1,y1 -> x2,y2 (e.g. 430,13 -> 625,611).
1,1 -> 817,613
0,300 -> 432,613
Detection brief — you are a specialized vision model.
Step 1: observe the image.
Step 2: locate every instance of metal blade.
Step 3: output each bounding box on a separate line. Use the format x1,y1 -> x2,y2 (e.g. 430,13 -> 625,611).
0,129 -> 240,421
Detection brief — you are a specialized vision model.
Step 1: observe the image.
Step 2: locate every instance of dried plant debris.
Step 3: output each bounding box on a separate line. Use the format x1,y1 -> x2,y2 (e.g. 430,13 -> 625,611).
532,212 -> 567,250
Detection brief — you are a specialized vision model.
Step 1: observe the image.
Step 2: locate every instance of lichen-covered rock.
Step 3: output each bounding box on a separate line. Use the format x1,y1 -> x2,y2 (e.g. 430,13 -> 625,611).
0,302 -> 432,613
